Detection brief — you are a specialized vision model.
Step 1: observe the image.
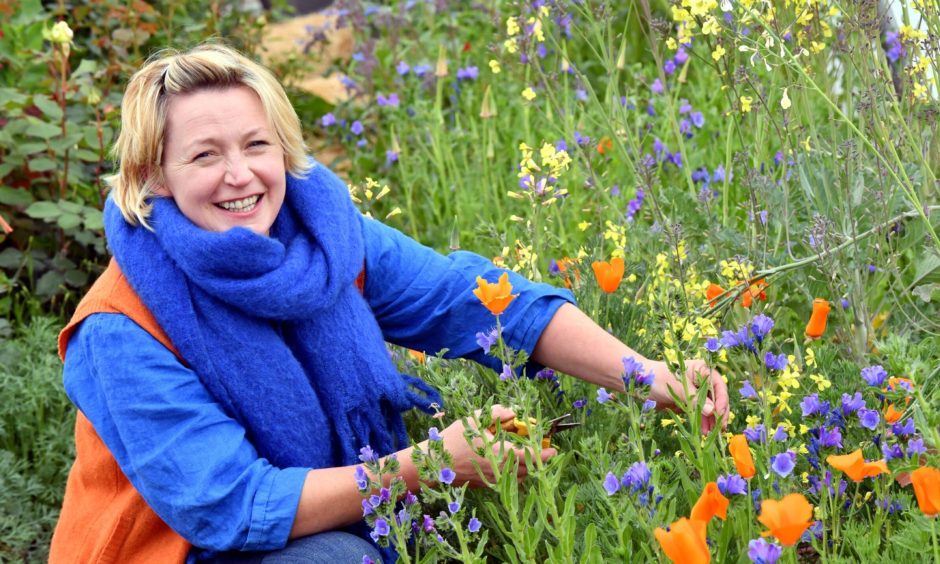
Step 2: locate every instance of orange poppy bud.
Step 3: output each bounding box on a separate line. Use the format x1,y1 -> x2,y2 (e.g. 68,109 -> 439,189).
912,467 -> 940,517
805,298 -> 830,339
826,449 -> 889,482
729,434 -> 756,479
592,257 -> 625,294
472,272 -> 518,315
757,493 -> 814,546
654,517 -> 710,564
690,482 -> 729,522
883,377 -> 913,423
737,279 -> 768,308
408,350 -> 426,364
597,136 -> 614,155
706,283 -> 725,307
884,403 -> 904,424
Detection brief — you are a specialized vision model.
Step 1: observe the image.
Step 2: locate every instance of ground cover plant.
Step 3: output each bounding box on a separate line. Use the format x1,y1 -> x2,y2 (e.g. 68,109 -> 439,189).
2,0 -> 940,561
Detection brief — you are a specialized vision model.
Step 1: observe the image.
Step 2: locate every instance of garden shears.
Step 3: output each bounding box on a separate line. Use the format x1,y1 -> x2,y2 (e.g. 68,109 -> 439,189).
487,413 -> 581,448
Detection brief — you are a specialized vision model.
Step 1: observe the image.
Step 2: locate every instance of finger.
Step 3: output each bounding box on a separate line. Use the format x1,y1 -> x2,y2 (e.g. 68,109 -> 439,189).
490,404 -> 517,422
709,369 -> 730,426
687,362 -> 715,417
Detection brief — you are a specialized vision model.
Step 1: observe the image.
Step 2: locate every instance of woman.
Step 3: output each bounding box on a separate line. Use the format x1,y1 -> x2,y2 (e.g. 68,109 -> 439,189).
51,43 -> 727,563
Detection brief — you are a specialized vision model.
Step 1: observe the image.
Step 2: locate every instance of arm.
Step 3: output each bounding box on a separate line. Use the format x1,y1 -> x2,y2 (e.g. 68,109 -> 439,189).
530,303 -> 730,432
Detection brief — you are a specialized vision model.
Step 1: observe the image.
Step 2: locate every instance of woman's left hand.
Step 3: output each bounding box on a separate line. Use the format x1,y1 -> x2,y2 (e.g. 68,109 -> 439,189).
646,359 -> 728,434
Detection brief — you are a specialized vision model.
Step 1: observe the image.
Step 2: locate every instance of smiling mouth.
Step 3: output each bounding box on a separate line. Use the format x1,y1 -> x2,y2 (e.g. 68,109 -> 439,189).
215,194 -> 262,213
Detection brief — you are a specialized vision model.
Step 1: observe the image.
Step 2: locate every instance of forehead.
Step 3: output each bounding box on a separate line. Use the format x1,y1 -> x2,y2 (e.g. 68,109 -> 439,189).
164,86 -> 270,137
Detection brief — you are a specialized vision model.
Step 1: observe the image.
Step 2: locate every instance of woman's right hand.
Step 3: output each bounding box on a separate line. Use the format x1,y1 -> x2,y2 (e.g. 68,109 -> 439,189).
437,404 -> 556,488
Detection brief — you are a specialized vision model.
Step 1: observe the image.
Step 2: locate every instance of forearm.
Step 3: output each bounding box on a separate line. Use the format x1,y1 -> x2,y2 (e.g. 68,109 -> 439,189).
289,442 -> 427,539
530,302 -> 647,392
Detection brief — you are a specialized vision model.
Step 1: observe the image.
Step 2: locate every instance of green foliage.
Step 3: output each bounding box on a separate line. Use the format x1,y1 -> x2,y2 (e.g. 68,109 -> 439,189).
0,317 -> 72,562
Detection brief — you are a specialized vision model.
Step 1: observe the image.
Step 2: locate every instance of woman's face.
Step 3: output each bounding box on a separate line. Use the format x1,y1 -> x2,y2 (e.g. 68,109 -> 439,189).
159,86 -> 286,235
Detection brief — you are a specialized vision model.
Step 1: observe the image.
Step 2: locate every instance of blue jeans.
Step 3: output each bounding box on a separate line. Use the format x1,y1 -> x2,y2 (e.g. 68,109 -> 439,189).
204,531 -> 383,563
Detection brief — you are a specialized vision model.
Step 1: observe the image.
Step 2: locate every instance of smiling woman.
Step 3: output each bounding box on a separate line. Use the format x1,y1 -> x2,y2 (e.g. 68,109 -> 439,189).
50,42 -> 728,564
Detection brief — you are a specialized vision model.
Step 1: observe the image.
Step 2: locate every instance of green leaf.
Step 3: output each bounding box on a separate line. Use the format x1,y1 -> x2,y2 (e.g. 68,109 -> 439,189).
57,199 -> 83,214
64,269 -> 89,288
0,87 -> 29,108
24,201 -> 61,219
74,149 -> 101,162
56,212 -> 82,230
27,157 -> 57,172
0,248 -> 23,269
24,119 -> 61,140
913,283 -> 940,303
35,269 -> 65,297
17,142 -> 47,155
32,94 -> 63,121
72,59 -> 98,78
0,187 -> 34,207
83,209 -> 104,230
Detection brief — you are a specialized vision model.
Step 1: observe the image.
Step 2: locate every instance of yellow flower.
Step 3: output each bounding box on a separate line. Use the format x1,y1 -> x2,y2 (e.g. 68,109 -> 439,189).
781,87 -> 791,110
802,136 -> 812,151
506,16 -> 520,36
740,95 -> 753,113
702,16 -> 721,35
712,44 -> 726,61
522,87 -> 537,101
489,59 -> 501,74
578,221 -> 591,231
503,39 -> 518,54
804,347 -> 816,367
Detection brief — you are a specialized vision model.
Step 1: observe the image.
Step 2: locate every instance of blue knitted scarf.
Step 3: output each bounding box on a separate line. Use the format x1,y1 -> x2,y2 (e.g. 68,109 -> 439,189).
104,163 -> 441,475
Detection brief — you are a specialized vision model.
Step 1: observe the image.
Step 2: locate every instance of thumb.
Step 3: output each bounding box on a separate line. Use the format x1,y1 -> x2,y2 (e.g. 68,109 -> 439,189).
540,447 -> 557,462
703,398 -> 715,416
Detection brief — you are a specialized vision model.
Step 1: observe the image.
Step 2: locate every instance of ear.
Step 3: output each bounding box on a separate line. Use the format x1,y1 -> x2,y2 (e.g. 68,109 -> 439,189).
145,165 -> 170,197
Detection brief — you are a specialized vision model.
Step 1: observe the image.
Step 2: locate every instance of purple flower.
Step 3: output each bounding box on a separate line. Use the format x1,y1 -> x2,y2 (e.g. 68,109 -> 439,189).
373,518 -> 390,537
573,399 -> 587,409
862,365 -> 888,387
764,352 -> 788,371
663,59 -> 676,75
841,297 -> 850,309
320,112 -> 337,127
679,100 -> 692,114
574,131 -> 590,146
800,394 -> 825,418
744,424 -> 767,443
642,399 -> 657,411
385,150 -> 399,165
439,467 -> 456,485
650,78 -> 664,94
625,188 -> 645,222
622,461 -> 651,491
747,538 -> 782,564
468,517 -> 482,533
428,427 -> 442,441
350,120 -> 364,135
705,337 -> 721,353
376,92 -> 400,107
908,438 -> 927,457
456,65 -> 479,81
653,138 -> 665,160
892,418 -> 916,436
770,451 -> 796,477
597,387 -> 613,404
361,498 -> 374,516
868,264 -> 877,273
740,379 -> 757,399
422,514 -> 435,532
575,88 -> 588,101
750,314 -> 774,342
674,47 -> 689,64
359,445 -> 377,463
818,426 -> 843,449
841,392 -> 865,415
713,164 -> 725,182
772,425 -> 788,442
413,63 -> 431,77
720,326 -> 750,348
882,441 -> 903,461
354,466 -> 369,490
555,139 -> 568,152
448,500 -> 461,513
396,60 -> 410,76
858,408 -> 880,430
404,491 -> 417,505
500,363 -> 514,381
634,370 -> 655,388
691,111 -> 705,128
603,471 -> 620,495
476,329 -> 499,354
717,474 -> 748,496
356,138 -> 368,148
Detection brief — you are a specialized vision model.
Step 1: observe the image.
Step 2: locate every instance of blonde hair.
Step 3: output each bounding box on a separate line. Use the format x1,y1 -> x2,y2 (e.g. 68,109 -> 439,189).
104,42 -> 311,227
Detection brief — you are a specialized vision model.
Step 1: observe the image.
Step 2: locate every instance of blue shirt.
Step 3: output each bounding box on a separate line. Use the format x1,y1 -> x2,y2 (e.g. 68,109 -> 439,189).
63,214 -> 574,555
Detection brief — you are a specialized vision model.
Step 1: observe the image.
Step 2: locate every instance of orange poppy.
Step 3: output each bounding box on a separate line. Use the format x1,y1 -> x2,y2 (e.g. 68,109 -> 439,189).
739,279 -> 768,308
805,298 -> 830,339
592,257 -> 625,294
706,283 -> 725,307
597,136 -> 614,155
911,467 -> 940,517
654,517 -> 710,564
408,350 -> 426,364
555,257 -> 582,290
690,482 -> 729,522
884,377 -> 913,424
729,434 -> 756,479
826,449 -> 889,482
757,493 -> 814,546
472,272 -> 518,315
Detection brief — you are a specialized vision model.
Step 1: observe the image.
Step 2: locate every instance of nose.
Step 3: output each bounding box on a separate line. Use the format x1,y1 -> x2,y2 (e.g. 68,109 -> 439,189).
223,155 -> 253,187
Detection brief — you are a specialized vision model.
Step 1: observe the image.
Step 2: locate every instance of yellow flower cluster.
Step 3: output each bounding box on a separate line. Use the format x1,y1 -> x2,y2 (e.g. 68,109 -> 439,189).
508,142 -> 572,206
493,240 -> 540,277
348,178 -> 402,220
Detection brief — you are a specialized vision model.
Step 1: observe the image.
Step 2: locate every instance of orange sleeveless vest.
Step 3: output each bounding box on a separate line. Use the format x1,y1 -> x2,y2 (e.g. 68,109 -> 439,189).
52,259 -> 367,563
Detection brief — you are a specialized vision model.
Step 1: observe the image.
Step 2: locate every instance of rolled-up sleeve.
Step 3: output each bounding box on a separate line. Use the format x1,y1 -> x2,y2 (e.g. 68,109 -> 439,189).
62,313 -> 309,553
359,215 -> 576,373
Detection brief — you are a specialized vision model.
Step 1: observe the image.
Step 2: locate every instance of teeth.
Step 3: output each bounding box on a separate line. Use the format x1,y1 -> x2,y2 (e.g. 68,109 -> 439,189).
217,195 -> 260,212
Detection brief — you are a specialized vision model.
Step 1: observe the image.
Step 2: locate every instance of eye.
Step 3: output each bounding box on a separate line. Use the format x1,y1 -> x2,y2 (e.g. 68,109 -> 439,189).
192,151 -> 213,161
248,140 -> 269,148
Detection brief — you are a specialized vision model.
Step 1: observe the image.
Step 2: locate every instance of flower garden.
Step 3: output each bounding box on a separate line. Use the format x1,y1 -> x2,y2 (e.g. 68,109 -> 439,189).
2,0 -> 940,562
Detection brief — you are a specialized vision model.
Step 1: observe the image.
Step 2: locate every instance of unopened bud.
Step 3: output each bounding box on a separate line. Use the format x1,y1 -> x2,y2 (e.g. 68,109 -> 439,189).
44,21 -> 74,45
479,85 -> 497,119
435,45 -> 448,78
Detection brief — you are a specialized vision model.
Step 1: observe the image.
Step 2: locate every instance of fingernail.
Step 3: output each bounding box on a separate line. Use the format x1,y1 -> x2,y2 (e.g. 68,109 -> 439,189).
702,401 -> 714,416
